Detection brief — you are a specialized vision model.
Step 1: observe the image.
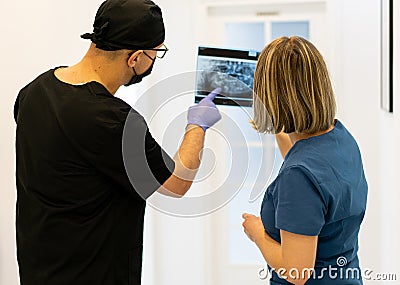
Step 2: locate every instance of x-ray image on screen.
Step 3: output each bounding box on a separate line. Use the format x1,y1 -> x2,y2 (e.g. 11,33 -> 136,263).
195,47 -> 259,107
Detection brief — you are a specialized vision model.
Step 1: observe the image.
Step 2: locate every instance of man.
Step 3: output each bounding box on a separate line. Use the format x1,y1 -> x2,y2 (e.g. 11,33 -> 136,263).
14,0 -> 221,284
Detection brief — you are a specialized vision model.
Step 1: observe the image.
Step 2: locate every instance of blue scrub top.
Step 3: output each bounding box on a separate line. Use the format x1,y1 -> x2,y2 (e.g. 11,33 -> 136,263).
261,120 -> 368,284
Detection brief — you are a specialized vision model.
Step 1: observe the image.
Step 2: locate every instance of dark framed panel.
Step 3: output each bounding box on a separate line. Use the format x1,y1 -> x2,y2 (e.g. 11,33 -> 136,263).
381,0 -> 394,113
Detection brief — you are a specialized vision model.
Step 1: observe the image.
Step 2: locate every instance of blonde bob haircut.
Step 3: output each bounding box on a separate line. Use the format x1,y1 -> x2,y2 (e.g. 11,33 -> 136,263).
252,36 -> 336,134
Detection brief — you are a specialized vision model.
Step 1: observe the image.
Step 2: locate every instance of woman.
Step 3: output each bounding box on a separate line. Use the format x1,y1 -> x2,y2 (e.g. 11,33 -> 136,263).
242,36 -> 368,285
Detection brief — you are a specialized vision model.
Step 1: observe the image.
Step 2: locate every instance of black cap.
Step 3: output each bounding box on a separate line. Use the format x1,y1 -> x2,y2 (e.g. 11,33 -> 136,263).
81,0 -> 165,51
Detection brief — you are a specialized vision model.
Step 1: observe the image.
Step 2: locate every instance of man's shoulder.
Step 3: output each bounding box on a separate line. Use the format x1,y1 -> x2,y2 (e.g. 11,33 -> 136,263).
92,95 -> 147,129
18,68 -> 54,94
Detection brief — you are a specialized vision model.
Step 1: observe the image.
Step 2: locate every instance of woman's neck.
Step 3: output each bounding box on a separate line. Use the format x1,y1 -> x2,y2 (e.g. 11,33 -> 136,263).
288,125 -> 335,145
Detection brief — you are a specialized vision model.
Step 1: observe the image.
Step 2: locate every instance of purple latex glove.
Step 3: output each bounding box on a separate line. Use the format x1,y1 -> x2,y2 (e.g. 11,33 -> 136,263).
187,88 -> 222,131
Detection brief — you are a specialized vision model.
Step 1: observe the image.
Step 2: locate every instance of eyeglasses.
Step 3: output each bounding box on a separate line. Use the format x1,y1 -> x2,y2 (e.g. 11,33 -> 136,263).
145,44 -> 169,59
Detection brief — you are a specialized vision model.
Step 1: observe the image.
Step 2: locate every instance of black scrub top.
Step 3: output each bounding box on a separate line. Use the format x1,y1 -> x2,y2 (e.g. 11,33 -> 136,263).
14,68 -> 174,285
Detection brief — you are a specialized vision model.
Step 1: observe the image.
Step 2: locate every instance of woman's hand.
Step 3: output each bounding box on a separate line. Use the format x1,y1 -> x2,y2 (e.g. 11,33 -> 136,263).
242,213 -> 266,243
242,213 -> 318,285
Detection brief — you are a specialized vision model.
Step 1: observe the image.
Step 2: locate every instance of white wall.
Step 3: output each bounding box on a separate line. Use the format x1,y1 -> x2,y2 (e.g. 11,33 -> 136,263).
1,0 -> 399,285
326,0 -> 400,282
326,0 -> 383,277
379,0 -> 400,277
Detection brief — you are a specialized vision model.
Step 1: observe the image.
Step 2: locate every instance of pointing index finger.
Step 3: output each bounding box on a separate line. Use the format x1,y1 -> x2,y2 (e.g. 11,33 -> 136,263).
206,87 -> 222,101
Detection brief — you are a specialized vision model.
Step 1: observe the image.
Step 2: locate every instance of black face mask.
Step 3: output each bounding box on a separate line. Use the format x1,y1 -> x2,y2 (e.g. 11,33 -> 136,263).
124,53 -> 155,86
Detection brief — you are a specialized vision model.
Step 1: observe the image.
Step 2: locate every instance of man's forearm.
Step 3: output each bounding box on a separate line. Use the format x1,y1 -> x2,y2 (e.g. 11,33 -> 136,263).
175,124 -> 205,174
159,87 -> 221,197
160,124 -> 205,196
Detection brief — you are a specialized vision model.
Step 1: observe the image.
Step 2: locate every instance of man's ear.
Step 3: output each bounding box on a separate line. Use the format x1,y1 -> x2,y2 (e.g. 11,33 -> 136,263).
127,50 -> 143,67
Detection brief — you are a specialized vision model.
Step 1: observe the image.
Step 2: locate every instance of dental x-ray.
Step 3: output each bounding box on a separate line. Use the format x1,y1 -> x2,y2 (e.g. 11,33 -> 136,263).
195,46 -> 259,107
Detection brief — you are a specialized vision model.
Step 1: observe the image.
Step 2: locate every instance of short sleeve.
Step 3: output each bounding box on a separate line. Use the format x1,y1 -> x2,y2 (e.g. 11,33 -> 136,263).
273,166 -> 326,236
14,95 -> 19,123
82,108 -> 174,201
121,110 -> 175,200
14,91 -> 25,123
